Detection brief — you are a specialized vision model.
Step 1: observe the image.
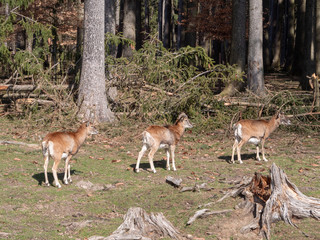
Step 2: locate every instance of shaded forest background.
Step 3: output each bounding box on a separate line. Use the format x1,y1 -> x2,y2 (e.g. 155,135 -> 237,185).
0,0 -> 319,128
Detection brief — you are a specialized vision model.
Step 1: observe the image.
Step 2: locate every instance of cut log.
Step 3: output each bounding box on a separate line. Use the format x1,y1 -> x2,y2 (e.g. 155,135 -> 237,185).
218,163 -> 320,239
97,207 -> 184,240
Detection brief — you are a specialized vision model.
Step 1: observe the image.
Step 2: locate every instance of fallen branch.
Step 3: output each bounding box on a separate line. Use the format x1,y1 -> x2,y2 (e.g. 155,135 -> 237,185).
0,140 -> 40,149
186,209 -> 233,225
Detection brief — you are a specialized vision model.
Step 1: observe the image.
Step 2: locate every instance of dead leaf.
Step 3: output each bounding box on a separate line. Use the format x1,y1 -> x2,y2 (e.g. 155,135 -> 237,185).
115,182 -> 124,187
182,156 -> 189,159
298,168 -> 303,173
311,163 -> 319,167
111,159 -> 121,163
97,157 -> 104,160
14,158 -> 21,161
32,160 -> 38,164
89,156 -> 95,159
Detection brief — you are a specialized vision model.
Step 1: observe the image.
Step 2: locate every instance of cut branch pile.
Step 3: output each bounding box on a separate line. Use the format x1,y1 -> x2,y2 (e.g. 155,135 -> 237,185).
218,163 -> 320,239
91,207 -> 184,240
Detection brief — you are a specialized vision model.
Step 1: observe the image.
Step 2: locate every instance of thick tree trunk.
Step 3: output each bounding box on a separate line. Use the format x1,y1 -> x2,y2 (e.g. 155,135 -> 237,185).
285,0 -> 295,72
271,0 -> 284,69
292,0 -> 306,77
78,0 -> 115,123
122,0 -> 136,57
219,0 -> 246,97
144,0 -> 150,34
302,0 -> 315,90
315,0 -> 320,76
248,0 -> 265,96
163,0 -> 171,49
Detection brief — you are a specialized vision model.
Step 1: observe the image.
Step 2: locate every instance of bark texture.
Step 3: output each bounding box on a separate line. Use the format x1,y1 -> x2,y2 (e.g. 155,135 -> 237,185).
78,0 -> 115,122
219,0 -> 246,97
247,0 -> 265,96
122,0 -> 136,57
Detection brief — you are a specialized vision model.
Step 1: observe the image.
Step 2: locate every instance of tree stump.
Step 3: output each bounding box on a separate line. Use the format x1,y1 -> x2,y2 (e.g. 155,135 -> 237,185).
219,163 -> 320,239
94,207 -> 184,240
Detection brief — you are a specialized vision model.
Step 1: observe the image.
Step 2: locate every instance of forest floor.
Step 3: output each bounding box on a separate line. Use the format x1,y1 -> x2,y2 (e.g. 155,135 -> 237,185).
0,75 -> 320,240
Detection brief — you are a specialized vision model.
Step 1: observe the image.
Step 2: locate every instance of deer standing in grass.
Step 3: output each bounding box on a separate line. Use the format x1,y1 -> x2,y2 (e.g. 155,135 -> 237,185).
135,113 -> 193,173
231,112 -> 291,164
42,122 -> 98,188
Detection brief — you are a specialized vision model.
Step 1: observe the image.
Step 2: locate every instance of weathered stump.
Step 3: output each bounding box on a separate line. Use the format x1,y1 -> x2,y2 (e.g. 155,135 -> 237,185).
90,207 -> 184,240
219,163 -> 320,239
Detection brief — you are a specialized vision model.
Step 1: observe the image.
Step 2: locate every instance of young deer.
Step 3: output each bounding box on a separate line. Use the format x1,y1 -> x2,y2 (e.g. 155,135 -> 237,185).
135,113 -> 193,173
42,122 -> 98,188
231,112 -> 291,164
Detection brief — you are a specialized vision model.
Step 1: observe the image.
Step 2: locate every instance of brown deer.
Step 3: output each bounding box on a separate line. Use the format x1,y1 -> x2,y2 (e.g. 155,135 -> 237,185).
231,112 -> 291,164
135,113 -> 193,173
42,122 -> 98,188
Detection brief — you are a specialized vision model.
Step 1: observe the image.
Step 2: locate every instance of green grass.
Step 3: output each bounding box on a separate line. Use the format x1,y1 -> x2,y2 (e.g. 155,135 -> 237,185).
0,118 -> 319,239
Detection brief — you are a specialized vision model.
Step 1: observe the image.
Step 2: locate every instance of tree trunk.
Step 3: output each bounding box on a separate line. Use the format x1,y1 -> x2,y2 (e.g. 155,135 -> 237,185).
158,0 -> 163,42
248,0 -> 265,96
219,0 -> 246,97
315,0 -> 320,76
271,0 -> 284,69
302,0 -> 315,90
144,0 -> 150,34
177,0 -> 183,49
285,0 -> 295,72
122,0 -> 136,57
105,0 -> 116,35
163,0 -> 172,48
292,0 -> 306,77
78,0 -> 115,123
136,0 -> 142,50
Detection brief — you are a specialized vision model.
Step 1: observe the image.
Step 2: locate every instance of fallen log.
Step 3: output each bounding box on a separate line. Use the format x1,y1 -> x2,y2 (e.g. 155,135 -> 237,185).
0,140 -> 40,149
91,207 -> 184,240
218,163 -> 320,239
180,183 -> 212,192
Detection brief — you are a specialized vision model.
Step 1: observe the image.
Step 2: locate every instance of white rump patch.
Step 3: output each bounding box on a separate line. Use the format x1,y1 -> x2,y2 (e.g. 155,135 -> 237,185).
48,141 -> 55,157
234,123 -> 242,141
143,131 -> 155,147
248,137 -> 260,145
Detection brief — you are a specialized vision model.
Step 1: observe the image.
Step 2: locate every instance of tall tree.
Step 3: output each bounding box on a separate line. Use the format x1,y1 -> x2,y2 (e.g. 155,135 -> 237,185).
122,0 -> 136,57
78,0 -> 115,122
271,0 -> 284,69
316,0 -> 320,75
220,0 -> 246,96
247,0 -> 265,96
285,0 -> 295,72
163,0 -> 172,48
105,0 -> 116,35
302,0 -> 315,90
292,0 -> 306,77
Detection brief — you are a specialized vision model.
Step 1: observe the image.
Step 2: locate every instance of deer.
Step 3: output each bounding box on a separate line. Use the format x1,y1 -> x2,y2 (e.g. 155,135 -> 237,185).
135,113 -> 193,173
231,112 -> 291,164
42,121 -> 98,188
